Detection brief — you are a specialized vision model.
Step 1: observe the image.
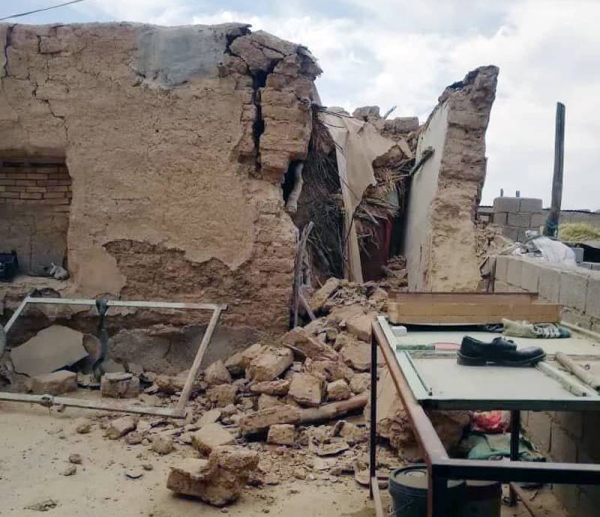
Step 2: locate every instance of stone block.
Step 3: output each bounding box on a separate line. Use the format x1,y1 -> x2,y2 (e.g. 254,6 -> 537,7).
560,271 -> 589,311
326,379 -> 351,401
502,225 -> 519,242
530,212 -> 545,229
538,265 -> 561,302
493,197 -> 520,213
207,385 -> 238,408
492,212 -> 507,225
30,370 -> 77,395
524,411 -> 552,454
224,343 -> 266,376
249,379 -> 290,396
346,312 -> 377,342
191,423 -> 235,455
520,259 -> 541,293
246,347 -> 294,382
507,212 -> 531,228
288,373 -> 325,407
506,257 -> 523,287
257,393 -> 284,411
519,198 -> 543,213
151,434 -> 174,455
106,416 -> 137,440
585,275 -> 600,319
550,421 -> 578,463
238,405 -> 302,435
100,372 -> 140,398
267,424 -> 295,446
204,360 -> 232,386
281,328 -> 338,361
309,277 -> 341,313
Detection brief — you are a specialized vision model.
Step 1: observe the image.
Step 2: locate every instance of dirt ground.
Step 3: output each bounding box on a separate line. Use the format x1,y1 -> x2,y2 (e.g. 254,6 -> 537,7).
0,401 -> 568,517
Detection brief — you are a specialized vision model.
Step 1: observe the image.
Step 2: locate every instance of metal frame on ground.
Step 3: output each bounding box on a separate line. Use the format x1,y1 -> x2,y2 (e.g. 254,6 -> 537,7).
0,295 -> 227,418
369,319 -> 600,517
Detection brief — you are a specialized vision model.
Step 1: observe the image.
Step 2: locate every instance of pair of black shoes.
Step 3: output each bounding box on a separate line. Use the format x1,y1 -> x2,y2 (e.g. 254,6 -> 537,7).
458,336 -> 546,367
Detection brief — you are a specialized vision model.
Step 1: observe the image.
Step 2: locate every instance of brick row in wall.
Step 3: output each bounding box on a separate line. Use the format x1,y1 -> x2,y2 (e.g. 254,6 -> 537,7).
0,159 -> 72,212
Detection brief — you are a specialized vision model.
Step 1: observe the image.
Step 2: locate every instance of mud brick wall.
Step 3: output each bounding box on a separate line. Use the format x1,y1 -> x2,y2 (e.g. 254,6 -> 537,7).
492,197 -> 544,242
495,254 -> 600,517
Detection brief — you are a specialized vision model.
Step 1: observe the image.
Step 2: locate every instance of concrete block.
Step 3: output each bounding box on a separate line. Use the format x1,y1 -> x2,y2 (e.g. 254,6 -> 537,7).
554,411 -> 583,440
494,255 -> 509,282
502,226 -> 519,242
550,421 -> 578,462
559,271 -> 589,311
492,212 -> 507,225
520,259 -> 541,293
519,198 -> 543,213
493,197 -> 520,213
507,212 -> 531,228
561,308 -> 592,329
585,276 -> 600,319
530,212 -> 545,229
524,411 -> 552,454
554,484 -> 579,517
538,265 -> 561,303
573,247 -> 584,263
506,257 -> 523,287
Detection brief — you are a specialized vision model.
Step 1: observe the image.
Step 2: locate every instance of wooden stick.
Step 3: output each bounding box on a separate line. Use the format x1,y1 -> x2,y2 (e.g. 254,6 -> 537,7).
556,352 -> 600,390
298,393 -> 368,424
292,222 -> 314,328
543,102 -> 566,237
537,361 -> 597,397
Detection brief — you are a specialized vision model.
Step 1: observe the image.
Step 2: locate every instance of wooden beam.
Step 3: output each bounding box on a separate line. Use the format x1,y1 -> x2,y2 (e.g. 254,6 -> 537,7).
544,102 -> 566,237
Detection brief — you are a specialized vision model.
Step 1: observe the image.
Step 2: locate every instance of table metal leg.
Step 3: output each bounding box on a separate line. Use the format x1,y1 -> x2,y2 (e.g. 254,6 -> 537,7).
428,470 -> 447,517
509,409 -> 521,506
369,331 -> 378,499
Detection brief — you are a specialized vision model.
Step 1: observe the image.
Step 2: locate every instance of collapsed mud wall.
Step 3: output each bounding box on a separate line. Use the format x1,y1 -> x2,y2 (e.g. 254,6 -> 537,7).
403,66 -> 498,291
0,23 -> 321,333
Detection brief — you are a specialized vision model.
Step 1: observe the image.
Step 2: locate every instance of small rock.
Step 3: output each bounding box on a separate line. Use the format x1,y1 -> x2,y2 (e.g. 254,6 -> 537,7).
125,468 -> 144,479
246,347 -> 294,382
151,435 -> 174,455
281,328 -> 339,361
24,499 -> 59,512
267,424 -> 295,446
258,393 -> 284,411
315,439 -> 350,456
339,422 -> 367,445
142,463 -> 153,471
106,416 -> 138,440
100,372 -> 140,399
224,343 -> 266,376
326,379 -> 351,401
207,384 -> 238,408
204,360 -> 233,386
125,431 -> 144,445
198,408 -> 222,427
30,371 -> 77,395
293,467 -> 307,480
68,453 -> 82,465
75,421 -> 92,434
61,465 -> 77,476
191,423 -> 235,455
349,373 -> 371,394
288,373 -> 325,407
238,405 -> 301,435
309,278 -> 341,313
346,312 -> 376,343
249,379 -> 291,396
340,341 -> 374,372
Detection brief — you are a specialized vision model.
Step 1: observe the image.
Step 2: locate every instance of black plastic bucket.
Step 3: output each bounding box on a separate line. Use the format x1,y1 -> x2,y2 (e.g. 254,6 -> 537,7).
388,465 -> 466,517
460,480 -> 501,517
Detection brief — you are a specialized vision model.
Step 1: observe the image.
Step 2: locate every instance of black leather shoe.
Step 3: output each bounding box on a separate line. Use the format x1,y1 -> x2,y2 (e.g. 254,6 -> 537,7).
458,336 -> 545,366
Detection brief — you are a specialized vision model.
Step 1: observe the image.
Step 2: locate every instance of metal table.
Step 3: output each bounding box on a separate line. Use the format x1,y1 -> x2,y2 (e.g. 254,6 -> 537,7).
369,317 -> 600,517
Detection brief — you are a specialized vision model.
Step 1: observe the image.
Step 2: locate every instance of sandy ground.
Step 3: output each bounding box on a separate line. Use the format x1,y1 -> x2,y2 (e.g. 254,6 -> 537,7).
0,401 -> 568,517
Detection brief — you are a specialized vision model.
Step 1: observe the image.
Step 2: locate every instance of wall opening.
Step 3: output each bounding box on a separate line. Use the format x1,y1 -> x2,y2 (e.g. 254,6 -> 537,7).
0,157 -> 72,278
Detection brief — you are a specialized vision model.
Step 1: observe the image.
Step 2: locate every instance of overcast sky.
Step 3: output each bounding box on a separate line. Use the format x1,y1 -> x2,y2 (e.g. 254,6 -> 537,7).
3,0 -> 599,210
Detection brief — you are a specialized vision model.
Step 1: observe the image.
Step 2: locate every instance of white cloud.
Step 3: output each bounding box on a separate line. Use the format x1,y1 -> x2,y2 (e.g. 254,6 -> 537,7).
28,0 -> 600,209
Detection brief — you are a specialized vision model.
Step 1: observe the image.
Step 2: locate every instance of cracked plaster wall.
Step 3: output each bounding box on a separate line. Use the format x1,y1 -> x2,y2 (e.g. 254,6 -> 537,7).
0,23 -> 320,333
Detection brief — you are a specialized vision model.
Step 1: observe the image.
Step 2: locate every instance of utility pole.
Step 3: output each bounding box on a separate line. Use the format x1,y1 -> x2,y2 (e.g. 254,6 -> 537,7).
544,102 -> 566,237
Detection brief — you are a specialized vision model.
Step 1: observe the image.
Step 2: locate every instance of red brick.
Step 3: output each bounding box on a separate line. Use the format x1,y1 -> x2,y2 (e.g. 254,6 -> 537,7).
20,192 -> 43,200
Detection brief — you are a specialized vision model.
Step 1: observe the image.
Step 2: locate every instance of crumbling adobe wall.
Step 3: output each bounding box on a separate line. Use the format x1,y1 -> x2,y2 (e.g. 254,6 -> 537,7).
403,66 -> 498,291
0,23 -> 321,333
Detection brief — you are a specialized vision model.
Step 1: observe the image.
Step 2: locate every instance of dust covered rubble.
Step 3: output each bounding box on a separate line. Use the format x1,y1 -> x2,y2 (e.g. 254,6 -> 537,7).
86,279 -> 467,505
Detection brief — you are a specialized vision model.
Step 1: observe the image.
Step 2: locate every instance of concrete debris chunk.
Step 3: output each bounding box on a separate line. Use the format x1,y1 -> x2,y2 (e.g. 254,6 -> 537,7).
75,420 -> 92,434
151,434 -> 174,455
339,422 -> 367,445
258,393 -> 283,411
267,424 -> 295,446
288,373 -> 325,407
167,446 -> 259,506
249,378 -> 290,396
306,360 -> 354,383
100,372 -> 140,399
24,499 -> 59,511
349,373 -> 371,394
341,340 -> 377,371
246,347 -> 293,382
30,370 -> 77,395
281,327 -> 338,361
125,468 -> 144,479
68,453 -> 82,464
315,439 -> 350,456
106,416 -> 138,440
125,432 -> 144,445
326,379 -> 352,401
204,360 -> 232,386
239,405 -> 302,435
345,312 -> 376,342
198,408 -> 222,427
224,343 -> 266,376
309,278 -> 341,313
207,384 -> 238,408
61,465 -> 77,476
11,325 -> 87,376
191,423 -> 235,455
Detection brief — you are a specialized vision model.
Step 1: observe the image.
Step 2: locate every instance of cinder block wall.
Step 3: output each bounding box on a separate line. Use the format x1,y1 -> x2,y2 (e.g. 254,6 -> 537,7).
492,197 -> 544,242
495,255 -> 600,516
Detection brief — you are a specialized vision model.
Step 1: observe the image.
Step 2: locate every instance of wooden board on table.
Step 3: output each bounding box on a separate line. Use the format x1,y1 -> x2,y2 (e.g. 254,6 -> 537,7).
387,293 -> 560,325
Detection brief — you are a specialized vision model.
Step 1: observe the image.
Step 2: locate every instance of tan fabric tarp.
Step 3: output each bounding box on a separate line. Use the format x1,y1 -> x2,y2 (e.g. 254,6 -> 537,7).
322,109 -> 395,282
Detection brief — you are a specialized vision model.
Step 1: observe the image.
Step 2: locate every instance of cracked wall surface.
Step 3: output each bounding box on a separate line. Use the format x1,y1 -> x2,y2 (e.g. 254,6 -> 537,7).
0,23 -> 321,333
404,66 -> 498,291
